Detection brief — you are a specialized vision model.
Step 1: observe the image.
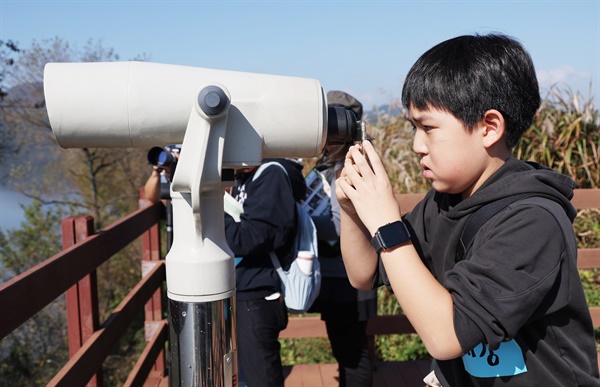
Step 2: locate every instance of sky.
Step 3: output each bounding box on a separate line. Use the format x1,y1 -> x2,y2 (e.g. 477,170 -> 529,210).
1,0 -> 599,109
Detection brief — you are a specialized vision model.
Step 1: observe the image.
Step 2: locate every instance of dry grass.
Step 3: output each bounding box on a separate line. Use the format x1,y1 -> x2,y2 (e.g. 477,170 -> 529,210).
516,86 -> 600,188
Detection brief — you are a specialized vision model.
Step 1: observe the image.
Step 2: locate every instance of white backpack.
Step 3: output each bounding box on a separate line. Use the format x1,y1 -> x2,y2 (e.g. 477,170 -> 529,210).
253,162 -> 321,314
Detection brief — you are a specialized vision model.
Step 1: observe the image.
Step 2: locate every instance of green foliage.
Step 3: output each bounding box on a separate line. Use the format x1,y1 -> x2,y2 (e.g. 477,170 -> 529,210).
280,337 -> 334,365
102,313 -> 146,385
0,201 -> 63,278
575,209 -> 600,308
581,270 -> 600,307
376,334 -> 428,361
97,244 -> 143,321
575,209 -> 600,249
0,201 -> 68,386
377,286 -> 400,316
374,287 -> 429,361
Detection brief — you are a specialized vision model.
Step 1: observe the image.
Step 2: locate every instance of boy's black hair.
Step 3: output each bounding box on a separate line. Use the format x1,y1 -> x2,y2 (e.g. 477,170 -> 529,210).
401,33 -> 540,148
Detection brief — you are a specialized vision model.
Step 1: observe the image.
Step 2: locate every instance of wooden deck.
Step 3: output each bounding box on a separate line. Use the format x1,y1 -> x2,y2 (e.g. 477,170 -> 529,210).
284,360 -> 431,387
285,355 -> 600,387
144,360 -> 432,387
146,355 -> 600,387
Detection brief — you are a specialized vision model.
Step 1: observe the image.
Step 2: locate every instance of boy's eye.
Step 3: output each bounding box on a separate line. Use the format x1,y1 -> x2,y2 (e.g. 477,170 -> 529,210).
410,123 -> 434,132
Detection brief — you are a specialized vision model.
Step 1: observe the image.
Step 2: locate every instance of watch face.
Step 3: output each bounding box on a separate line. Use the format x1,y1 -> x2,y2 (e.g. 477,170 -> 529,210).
379,221 -> 410,248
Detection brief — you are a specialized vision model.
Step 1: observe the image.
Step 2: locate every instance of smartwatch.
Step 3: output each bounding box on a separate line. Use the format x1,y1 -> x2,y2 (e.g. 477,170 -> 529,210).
371,220 -> 411,254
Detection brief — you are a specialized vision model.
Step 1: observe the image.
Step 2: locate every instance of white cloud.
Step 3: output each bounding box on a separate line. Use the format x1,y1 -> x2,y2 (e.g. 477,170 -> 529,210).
537,65 -> 592,87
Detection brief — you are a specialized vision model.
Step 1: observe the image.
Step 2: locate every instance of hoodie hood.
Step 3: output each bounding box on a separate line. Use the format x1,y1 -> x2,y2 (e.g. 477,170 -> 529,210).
442,158 -> 577,222
401,157 -> 578,287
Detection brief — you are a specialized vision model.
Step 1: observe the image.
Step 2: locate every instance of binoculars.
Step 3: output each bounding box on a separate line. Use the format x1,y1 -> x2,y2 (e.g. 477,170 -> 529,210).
45,61 -> 361,165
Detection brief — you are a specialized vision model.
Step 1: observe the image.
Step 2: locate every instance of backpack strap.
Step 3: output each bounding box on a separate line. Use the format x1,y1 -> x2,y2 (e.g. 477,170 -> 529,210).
455,193 -> 529,262
252,161 -> 288,182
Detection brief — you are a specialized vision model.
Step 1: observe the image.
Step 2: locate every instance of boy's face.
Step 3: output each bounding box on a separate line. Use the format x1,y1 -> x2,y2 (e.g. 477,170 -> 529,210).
409,104 -> 492,198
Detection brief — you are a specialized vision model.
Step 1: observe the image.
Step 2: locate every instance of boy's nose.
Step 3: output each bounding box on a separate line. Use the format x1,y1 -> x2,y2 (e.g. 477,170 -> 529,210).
412,129 -> 427,155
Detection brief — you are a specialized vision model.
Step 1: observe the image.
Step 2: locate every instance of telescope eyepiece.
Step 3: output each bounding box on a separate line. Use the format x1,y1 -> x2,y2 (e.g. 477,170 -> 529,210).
326,106 -> 359,145
147,146 -> 177,167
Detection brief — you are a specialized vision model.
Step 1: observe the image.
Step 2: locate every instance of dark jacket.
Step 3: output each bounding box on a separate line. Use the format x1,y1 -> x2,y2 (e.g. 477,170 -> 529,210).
225,158 -> 306,301
375,158 -> 599,386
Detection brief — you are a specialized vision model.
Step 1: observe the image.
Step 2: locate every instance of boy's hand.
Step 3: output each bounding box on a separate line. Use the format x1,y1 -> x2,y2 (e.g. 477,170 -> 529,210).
335,165 -> 358,217
336,140 -> 402,236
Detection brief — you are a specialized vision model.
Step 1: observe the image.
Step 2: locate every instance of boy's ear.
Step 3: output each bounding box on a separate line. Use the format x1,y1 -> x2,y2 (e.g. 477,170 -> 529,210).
480,109 -> 506,149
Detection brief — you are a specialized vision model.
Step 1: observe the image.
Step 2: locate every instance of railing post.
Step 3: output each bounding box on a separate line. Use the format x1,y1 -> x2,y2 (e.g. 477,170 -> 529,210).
62,215 -> 102,387
139,188 -> 166,375
367,333 -> 376,372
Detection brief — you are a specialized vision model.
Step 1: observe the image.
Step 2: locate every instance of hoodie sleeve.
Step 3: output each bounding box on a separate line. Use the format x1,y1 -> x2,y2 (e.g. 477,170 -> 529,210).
224,165 -> 297,258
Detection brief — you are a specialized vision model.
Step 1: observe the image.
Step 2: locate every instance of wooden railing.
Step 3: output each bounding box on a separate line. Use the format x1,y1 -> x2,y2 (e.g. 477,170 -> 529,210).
0,188 -> 597,385
0,194 -> 167,386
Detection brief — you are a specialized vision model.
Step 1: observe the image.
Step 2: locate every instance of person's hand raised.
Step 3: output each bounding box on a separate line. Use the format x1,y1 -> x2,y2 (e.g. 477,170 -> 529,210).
336,140 -> 401,236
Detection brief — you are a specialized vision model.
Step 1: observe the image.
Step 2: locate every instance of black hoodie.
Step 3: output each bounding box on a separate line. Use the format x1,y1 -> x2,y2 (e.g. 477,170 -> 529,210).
225,158 -> 306,301
377,158 -> 599,386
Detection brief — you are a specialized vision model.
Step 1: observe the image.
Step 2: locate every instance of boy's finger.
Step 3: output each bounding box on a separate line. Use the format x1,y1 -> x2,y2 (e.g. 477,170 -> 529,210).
343,157 -> 359,179
349,144 -> 374,178
362,141 -> 386,177
336,174 -> 357,201
344,157 -> 366,190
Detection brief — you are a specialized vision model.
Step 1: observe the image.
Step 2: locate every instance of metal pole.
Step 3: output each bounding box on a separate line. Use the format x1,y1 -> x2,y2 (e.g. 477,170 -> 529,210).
166,199 -> 174,252
169,297 -> 237,387
166,85 -> 237,387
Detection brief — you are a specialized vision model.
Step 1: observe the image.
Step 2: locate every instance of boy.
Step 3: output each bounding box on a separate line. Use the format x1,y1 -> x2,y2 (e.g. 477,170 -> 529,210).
336,34 -> 599,386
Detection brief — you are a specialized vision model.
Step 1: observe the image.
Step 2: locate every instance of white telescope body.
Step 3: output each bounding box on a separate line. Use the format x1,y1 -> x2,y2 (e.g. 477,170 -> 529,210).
43,61 -> 338,386
44,61 -> 332,300
44,61 -> 327,167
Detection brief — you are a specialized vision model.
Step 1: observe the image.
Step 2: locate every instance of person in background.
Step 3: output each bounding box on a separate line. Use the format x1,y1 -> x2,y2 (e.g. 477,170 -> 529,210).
144,148 -> 302,386
143,145 -> 180,203
337,34 -> 599,386
225,158 -> 307,387
143,165 -> 168,203
144,145 -> 181,251
308,91 -> 376,387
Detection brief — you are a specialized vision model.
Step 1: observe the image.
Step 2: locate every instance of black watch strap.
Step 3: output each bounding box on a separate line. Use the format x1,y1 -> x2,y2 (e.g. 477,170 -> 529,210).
371,220 -> 411,254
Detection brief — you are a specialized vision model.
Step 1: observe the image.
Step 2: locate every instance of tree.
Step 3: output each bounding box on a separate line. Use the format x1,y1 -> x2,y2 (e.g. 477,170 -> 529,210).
0,40 -> 20,100
1,37 -> 153,385
0,202 -> 69,386
2,36 -> 147,223
0,40 -> 21,167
